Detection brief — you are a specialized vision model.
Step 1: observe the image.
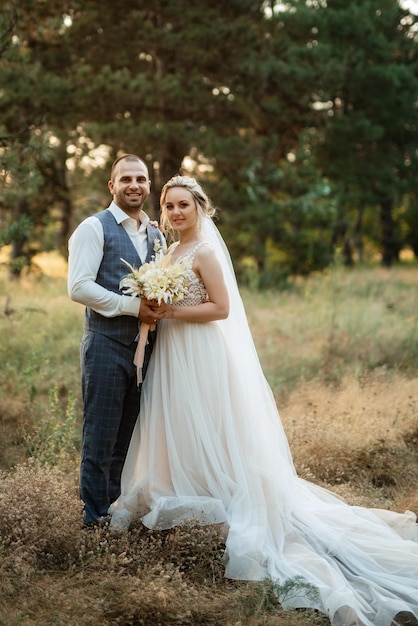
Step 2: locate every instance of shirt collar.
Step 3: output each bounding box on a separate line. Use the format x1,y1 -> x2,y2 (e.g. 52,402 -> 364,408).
108,201 -> 150,227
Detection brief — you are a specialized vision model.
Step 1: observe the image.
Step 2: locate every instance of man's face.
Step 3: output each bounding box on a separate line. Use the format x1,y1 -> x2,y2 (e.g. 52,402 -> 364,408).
108,159 -> 151,215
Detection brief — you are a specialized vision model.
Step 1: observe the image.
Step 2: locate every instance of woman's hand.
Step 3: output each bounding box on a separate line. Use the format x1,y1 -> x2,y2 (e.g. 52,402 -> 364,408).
138,298 -> 165,325
155,301 -> 173,319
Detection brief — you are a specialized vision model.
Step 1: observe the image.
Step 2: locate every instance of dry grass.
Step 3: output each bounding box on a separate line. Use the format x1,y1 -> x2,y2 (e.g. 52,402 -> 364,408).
280,373 -> 418,512
0,259 -> 418,625
0,461 -> 329,625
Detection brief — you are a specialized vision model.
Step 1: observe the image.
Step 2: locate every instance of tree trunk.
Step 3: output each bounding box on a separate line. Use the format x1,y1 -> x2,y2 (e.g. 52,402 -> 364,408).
379,197 -> 395,268
56,141 -> 73,254
10,198 -> 29,278
352,204 -> 365,263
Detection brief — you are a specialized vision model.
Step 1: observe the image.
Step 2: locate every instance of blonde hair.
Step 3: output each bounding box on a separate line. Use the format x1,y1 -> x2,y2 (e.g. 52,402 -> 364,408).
160,175 -> 217,240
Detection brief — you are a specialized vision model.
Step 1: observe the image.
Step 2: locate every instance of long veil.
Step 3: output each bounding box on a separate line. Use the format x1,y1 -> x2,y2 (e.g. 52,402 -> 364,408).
200,215 -> 296,473
200,216 -> 418,625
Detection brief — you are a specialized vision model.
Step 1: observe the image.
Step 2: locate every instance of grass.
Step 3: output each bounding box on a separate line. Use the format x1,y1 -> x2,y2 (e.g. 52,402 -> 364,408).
1,256 -> 418,625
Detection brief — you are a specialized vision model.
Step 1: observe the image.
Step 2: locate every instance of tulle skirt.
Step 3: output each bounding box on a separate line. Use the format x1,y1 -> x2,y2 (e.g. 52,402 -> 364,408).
110,317 -> 418,626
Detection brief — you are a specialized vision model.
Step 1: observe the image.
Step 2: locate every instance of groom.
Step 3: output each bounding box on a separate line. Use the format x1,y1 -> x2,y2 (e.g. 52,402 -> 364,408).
68,153 -> 164,527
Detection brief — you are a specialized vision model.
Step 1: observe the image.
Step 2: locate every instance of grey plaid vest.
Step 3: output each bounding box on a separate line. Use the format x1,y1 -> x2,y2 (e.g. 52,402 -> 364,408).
84,208 -> 163,345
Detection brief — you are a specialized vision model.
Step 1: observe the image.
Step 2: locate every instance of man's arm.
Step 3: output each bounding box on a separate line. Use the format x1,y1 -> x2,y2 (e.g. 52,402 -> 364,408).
67,217 -> 140,318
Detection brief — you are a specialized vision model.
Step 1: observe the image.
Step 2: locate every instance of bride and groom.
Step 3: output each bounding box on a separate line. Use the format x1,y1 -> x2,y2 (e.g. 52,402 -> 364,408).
69,156 -> 418,626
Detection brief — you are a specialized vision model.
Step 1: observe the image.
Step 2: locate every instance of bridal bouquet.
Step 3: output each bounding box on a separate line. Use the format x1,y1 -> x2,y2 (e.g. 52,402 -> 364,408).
120,246 -> 191,305
120,240 -> 191,383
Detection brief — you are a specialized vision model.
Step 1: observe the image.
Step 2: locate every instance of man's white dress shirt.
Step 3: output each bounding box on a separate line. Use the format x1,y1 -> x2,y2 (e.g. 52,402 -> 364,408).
68,202 -> 152,318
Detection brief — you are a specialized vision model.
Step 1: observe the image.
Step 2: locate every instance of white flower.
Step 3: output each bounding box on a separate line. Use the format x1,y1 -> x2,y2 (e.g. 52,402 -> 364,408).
120,251 -> 191,305
153,238 -> 164,255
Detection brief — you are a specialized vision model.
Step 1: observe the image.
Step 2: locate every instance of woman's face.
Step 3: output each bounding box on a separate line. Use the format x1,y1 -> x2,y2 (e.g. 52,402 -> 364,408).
164,187 -> 198,233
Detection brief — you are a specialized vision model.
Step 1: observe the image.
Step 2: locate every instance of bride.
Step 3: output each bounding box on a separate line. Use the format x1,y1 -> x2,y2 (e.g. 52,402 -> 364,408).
110,175 -> 418,626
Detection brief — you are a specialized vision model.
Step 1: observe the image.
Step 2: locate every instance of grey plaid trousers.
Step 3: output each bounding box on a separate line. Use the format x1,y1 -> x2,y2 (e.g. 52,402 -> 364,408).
79,329 -> 154,525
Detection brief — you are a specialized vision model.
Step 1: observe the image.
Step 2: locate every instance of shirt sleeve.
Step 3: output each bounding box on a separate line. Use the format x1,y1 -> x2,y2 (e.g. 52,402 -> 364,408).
67,216 -> 141,318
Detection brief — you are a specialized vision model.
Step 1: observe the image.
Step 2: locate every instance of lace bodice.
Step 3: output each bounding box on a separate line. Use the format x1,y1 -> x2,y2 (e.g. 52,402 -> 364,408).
170,242 -> 210,307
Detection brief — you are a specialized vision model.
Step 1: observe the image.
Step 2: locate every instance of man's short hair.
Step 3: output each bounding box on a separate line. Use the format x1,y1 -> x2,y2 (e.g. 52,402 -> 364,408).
110,154 -> 148,180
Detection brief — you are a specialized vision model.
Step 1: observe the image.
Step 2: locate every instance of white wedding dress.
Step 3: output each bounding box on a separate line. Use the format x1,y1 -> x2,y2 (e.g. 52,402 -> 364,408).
110,218 -> 418,626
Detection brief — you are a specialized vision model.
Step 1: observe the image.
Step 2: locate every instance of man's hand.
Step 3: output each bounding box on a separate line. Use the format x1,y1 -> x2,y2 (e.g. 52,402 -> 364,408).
138,298 -> 164,325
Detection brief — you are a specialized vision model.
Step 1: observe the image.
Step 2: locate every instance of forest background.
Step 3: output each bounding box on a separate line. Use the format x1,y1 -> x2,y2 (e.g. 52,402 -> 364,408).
1,0 -> 418,284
